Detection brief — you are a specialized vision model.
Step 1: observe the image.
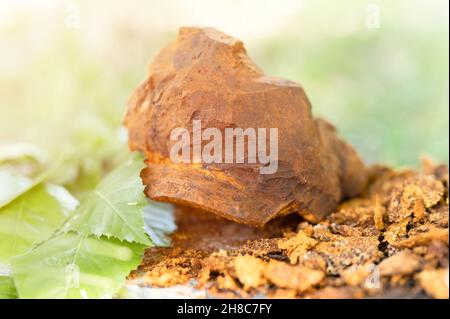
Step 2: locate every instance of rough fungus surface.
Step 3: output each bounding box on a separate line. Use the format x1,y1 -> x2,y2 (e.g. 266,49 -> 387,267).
129,160 -> 449,298
125,27 -> 367,225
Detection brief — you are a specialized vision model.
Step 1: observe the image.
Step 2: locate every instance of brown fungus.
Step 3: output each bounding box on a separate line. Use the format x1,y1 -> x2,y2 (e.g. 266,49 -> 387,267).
124,27 -> 367,226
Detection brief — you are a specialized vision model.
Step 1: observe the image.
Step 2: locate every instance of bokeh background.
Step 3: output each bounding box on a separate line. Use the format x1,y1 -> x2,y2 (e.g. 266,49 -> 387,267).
0,0 -> 448,190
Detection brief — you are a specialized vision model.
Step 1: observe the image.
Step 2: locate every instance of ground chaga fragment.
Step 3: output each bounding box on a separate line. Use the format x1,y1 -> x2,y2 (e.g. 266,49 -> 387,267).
278,231 -> 318,264
391,225 -> 449,249
264,260 -> 325,292
327,198 -> 380,236
374,197 -> 387,230
239,238 -> 284,260
129,247 -> 206,287
198,250 -> 237,290
312,230 -> 381,275
378,250 -> 422,276
125,26 -> 367,226
234,255 -> 267,290
387,176 -> 444,224
416,268 -> 449,299
233,255 -> 324,292
422,240 -> 449,269
427,204 -> 449,228
340,263 -> 376,287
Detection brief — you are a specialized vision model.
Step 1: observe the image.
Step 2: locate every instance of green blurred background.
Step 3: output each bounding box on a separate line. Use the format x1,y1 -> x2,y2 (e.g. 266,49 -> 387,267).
0,0 -> 448,184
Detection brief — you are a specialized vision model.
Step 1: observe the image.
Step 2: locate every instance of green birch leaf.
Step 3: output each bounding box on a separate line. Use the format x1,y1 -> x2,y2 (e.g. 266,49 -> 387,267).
68,158 -> 151,245
0,172 -> 33,209
11,232 -> 145,299
0,169 -> 54,209
0,183 -> 77,264
0,143 -> 52,208
0,143 -> 48,165
0,276 -> 17,299
143,201 -> 176,247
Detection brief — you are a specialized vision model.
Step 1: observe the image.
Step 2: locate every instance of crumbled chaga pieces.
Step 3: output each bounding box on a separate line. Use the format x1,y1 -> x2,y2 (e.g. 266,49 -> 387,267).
130,160 -> 449,298
130,247 -> 205,287
125,26 -> 367,226
233,255 -> 325,292
417,269 -> 449,299
377,250 -> 422,276
277,230 -> 318,265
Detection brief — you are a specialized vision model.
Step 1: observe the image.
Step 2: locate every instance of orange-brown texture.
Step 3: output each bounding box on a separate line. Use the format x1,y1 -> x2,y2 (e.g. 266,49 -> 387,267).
125,27 -> 367,225
129,160 -> 449,299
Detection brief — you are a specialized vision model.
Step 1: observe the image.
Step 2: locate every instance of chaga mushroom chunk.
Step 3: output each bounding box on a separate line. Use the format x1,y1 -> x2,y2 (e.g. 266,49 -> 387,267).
124,26 -> 367,226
